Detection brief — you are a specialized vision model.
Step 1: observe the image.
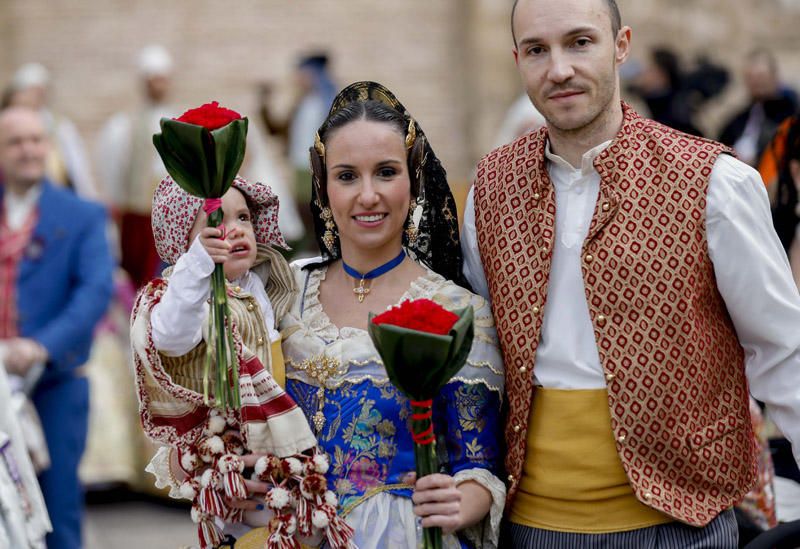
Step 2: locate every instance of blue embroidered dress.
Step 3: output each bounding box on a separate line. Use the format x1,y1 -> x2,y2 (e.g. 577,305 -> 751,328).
281,264 -> 506,549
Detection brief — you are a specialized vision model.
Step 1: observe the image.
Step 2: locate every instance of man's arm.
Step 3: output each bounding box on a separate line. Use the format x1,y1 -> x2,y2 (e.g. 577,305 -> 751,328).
707,154 -> 800,469
33,204 -> 114,372
461,186 -> 491,302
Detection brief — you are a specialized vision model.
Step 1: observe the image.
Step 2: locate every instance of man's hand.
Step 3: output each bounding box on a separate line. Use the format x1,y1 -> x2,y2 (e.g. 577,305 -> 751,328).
3,338 -> 48,376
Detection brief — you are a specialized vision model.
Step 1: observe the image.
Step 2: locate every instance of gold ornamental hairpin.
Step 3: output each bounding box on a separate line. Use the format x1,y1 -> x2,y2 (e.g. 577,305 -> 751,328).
405,118 -> 416,149
314,132 -> 326,158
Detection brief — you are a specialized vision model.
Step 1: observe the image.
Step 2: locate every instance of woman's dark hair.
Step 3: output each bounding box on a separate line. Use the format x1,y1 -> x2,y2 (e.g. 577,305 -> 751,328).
306,81 -> 469,289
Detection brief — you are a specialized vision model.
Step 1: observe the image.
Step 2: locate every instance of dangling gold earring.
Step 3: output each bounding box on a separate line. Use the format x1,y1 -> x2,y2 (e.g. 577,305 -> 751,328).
320,205 -> 337,254
405,199 -> 418,246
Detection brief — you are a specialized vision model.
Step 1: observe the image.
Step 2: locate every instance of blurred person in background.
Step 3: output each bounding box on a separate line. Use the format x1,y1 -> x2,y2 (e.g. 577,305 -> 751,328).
2,62 -> 98,200
0,106 -> 113,549
260,53 -> 337,253
493,93 -> 546,148
719,48 -> 798,166
95,45 -> 175,288
626,47 -> 704,136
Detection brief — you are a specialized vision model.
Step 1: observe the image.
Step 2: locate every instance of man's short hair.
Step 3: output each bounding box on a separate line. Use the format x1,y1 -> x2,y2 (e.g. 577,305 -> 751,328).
511,0 -> 622,46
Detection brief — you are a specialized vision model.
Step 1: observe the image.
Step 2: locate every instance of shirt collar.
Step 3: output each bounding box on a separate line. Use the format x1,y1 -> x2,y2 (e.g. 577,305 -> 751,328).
545,139 -> 613,176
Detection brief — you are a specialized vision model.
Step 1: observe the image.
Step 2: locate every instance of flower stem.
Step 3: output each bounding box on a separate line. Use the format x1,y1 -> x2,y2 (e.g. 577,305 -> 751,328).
411,401 -> 441,549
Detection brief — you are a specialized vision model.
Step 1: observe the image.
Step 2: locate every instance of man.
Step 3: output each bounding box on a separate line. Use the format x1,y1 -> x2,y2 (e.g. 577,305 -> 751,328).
0,107 -> 114,549
719,49 -> 797,166
95,44 -> 174,287
461,0 -> 800,545
3,62 -> 98,199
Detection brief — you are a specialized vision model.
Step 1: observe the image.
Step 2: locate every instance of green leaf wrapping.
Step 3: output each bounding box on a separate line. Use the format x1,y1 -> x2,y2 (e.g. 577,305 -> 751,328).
367,305 -> 474,401
152,117 -> 248,199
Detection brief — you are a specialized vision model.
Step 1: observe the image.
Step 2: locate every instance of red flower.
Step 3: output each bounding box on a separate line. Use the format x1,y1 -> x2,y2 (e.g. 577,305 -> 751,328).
372,298 -> 459,336
175,101 -> 242,131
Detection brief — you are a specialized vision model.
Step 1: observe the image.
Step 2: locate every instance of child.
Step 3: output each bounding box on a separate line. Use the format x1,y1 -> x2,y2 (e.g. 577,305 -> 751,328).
131,176 -> 345,548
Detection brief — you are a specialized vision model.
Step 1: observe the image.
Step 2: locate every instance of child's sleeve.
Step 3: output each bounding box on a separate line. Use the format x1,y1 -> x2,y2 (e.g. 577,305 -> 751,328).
151,236 -> 215,356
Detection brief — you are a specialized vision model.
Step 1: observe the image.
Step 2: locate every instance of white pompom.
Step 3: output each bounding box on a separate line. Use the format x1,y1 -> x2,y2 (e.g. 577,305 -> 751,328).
179,481 -> 197,500
206,436 -> 224,455
285,457 -> 302,475
190,506 -> 201,523
206,414 -> 226,435
323,490 -> 338,507
200,468 -> 215,488
311,509 -> 329,529
254,456 -> 268,476
267,486 -> 290,509
180,451 -> 198,472
312,454 -> 330,474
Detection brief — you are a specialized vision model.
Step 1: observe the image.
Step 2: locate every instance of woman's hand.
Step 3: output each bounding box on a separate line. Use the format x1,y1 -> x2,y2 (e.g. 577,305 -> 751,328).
408,473 -> 464,534
198,227 -> 231,264
407,472 -> 493,535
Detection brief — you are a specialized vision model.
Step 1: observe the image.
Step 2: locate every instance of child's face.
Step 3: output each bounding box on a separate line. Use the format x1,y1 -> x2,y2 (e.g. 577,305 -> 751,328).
189,187 -> 258,281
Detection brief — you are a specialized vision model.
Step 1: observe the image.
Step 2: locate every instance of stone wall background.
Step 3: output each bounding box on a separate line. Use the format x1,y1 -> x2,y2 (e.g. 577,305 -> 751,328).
1,0 -> 799,187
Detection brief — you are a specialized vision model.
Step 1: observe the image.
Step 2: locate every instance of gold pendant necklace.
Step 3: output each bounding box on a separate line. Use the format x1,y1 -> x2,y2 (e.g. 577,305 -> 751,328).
342,250 -> 406,303
353,278 -> 371,303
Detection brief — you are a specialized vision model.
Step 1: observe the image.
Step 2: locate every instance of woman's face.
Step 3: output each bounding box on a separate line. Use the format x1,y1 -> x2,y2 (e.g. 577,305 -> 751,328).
325,118 -> 411,258
188,186 -> 257,281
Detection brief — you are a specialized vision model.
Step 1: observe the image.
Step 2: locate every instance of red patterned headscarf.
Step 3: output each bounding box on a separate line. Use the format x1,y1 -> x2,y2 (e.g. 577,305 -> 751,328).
151,175 -> 288,265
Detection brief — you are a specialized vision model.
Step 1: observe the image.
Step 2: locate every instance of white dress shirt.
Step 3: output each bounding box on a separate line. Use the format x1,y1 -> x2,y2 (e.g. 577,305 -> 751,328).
3,184 -> 42,231
151,236 -> 279,357
462,142 -> 800,468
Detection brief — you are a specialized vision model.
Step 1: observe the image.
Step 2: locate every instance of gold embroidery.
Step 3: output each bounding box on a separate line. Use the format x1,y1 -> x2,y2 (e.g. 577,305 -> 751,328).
340,483 -> 413,517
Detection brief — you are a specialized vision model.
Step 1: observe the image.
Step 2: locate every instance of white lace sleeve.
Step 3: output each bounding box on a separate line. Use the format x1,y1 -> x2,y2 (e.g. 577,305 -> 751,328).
145,445 -> 184,499
453,467 -> 506,549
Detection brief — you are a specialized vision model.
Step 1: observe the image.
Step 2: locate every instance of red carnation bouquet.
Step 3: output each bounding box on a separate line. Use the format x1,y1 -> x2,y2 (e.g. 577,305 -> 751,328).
153,101 -> 248,409
368,299 -> 474,549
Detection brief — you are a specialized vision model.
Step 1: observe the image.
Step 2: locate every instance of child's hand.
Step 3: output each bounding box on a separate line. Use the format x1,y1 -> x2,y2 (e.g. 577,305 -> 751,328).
198,227 -> 231,264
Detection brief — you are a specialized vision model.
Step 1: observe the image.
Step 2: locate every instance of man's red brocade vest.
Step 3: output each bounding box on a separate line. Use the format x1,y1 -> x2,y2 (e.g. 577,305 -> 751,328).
473,104 -> 757,527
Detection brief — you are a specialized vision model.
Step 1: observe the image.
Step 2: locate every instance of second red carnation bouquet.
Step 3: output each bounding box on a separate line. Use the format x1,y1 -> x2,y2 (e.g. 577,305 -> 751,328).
368,298 -> 474,549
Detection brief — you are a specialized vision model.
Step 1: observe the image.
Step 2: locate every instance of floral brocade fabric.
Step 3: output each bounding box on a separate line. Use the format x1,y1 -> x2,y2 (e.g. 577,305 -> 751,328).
280,262 -> 506,547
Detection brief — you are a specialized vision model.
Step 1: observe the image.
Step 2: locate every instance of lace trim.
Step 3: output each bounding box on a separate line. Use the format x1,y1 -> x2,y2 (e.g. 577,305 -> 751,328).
145,446 -> 184,500
453,468 -> 506,549
302,266 -> 449,340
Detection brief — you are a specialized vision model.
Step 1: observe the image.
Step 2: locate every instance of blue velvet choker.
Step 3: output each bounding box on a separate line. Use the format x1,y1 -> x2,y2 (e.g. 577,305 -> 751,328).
342,250 -> 406,303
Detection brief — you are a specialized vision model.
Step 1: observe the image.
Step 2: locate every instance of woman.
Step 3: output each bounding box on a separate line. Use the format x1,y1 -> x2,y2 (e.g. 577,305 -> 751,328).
276,81 -> 505,548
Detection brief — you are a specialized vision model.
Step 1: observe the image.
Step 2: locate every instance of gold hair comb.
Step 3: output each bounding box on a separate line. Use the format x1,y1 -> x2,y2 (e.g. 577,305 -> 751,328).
314,132 -> 326,158
405,118 -> 416,149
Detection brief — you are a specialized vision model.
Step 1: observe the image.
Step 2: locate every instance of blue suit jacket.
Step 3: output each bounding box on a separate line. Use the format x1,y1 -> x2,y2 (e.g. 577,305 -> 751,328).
2,181 -> 114,383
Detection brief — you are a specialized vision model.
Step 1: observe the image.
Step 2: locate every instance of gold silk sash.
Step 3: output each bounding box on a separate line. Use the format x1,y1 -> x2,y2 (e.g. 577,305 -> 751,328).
510,388 -> 672,533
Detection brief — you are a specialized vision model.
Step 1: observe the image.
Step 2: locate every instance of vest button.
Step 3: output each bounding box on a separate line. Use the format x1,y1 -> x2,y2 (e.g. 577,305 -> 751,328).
617,434 -> 626,443
585,254 -> 594,263
247,303 -> 255,311
596,314 -> 607,326
643,492 -> 653,500
532,306 -> 540,314
513,424 -> 521,433
519,366 -> 527,374
602,201 -> 611,212
533,192 -> 541,200
508,474 -> 515,483
605,372 -> 615,381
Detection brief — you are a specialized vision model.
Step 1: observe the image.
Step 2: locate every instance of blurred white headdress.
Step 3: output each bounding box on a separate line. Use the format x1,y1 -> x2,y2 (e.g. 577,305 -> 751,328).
11,63 -> 50,91
137,45 -> 173,77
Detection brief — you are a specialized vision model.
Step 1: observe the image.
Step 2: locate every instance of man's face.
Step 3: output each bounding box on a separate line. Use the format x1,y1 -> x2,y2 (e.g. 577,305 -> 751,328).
0,108 -> 49,189
512,0 -> 630,134
744,60 -> 779,102
145,75 -> 171,103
